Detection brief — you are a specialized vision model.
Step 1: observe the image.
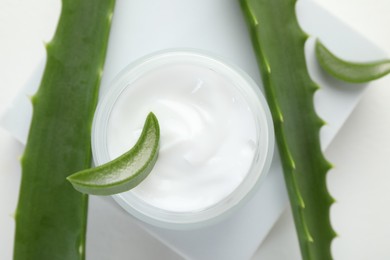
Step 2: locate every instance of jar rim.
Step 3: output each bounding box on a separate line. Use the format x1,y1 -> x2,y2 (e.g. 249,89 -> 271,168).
92,49 -> 274,229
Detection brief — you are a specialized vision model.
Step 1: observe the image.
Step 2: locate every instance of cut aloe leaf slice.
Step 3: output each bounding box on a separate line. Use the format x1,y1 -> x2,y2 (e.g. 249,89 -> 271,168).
316,39 -> 390,83
67,112 -> 160,196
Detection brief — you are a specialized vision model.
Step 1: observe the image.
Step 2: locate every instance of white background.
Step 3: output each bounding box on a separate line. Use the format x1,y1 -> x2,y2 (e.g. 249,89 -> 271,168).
0,0 -> 389,259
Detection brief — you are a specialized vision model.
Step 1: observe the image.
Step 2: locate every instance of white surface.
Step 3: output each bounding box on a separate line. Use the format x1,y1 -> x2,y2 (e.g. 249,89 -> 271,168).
0,1 -> 389,260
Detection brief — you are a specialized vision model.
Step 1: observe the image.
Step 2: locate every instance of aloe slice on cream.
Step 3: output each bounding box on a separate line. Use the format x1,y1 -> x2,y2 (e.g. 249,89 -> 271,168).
68,113 -> 160,196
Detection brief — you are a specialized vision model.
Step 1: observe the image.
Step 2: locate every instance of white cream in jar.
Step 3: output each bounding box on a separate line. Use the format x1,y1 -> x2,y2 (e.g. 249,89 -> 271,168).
92,51 -> 274,228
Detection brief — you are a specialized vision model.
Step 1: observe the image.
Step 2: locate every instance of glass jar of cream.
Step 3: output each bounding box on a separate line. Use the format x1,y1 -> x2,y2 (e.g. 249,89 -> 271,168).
92,50 -> 274,229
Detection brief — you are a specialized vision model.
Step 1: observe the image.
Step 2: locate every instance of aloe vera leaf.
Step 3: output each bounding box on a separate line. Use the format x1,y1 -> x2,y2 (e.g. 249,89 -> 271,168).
316,40 -> 390,83
240,1 -> 335,259
14,1 -> 115,259
68,112 -> 160,196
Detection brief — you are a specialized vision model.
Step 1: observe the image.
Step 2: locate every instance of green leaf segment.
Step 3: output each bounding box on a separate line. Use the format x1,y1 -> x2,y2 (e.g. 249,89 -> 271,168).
316,40 -> 390,83
67,112 -> 160,196
240,1 -> 335,259
14,1 -> 115,259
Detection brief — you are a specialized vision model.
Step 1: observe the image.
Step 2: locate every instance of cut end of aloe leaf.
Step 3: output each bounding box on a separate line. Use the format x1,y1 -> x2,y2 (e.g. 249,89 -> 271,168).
315,39 -> 390,83
67,112 -> 160,196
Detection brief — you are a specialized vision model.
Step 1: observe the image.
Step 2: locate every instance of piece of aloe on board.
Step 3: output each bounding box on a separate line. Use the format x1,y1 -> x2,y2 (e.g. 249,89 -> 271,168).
316,40 -> 390,83
240,0 -> 335,259
14,1 -> 115,259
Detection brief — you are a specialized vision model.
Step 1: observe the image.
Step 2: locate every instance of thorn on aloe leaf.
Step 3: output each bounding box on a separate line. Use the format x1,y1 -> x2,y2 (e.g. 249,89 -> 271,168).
311,83 -> 320,92
325,160 -> 334,170
18,155 -> 24,163
44,40 -> 54,51
98,68 -> 104,78
316,117 -> 326,127
300,213 -> 314,242
107,11 -> 113,23
329,195 -> 336,204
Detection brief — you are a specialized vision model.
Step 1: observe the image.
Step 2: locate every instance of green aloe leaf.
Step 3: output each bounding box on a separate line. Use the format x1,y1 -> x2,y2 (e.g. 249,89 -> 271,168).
316,40 -> 390,83
68,112 -> 160,196
14,1 -> 115,259
240,0 -> 335,259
